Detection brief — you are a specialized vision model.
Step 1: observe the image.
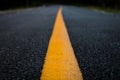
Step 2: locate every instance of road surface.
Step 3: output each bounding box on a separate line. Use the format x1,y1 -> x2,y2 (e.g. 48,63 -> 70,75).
0,5 -> 120,80
63,6 -> 120,80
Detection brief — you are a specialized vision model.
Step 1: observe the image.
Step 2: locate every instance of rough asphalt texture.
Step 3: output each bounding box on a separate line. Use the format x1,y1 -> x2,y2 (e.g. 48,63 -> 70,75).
63,6 -> 120,80
0,5 -> 120,80
0,6 -> 58,80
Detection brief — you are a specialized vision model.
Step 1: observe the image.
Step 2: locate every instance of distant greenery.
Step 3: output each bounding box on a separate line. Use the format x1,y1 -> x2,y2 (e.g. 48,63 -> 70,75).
87,6 -> 120,13
0,0 -> 120,10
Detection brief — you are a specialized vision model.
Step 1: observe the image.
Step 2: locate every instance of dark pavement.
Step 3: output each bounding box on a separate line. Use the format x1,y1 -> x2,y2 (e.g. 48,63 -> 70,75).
0,5 -> 120,80
63,6 -> 120,80
0,6 -> 58,80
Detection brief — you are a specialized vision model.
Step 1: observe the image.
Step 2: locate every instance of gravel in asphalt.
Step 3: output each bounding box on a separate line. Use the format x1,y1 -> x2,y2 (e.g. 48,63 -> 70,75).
0,6 -> 58,80
0,5 -> 120,80
63,6 -> 120,80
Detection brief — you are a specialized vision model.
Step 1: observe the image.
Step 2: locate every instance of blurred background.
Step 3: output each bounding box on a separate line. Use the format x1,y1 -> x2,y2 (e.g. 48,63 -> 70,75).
0,0 -> 120,10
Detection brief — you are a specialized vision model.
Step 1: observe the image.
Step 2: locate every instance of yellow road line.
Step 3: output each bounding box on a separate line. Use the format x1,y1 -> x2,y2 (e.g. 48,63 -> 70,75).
40,7 -> 83,80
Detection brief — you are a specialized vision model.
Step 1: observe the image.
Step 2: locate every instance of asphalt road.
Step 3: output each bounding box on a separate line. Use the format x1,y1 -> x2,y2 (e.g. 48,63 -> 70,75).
63,6 -> 120,80
0,5 -> 120,80
0,6 -> 58,80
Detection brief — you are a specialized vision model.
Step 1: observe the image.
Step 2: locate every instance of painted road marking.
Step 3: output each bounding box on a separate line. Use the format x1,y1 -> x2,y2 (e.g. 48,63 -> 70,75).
40,7 -> 83,80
